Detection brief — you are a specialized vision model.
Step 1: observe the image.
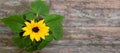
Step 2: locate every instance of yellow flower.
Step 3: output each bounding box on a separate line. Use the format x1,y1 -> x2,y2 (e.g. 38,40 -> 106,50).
22,19 -> 49,41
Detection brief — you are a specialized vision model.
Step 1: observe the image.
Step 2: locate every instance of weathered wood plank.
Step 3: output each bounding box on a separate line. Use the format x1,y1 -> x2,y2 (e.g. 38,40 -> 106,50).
51,0 -> 120,9
51,7 -> 120,27
1,38 -> 120,47
0,46 -> 120,53
50,0 -> 120,27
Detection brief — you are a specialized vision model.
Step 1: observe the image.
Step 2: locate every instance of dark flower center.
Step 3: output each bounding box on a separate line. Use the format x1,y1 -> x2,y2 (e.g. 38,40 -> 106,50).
32,27 -> 39,32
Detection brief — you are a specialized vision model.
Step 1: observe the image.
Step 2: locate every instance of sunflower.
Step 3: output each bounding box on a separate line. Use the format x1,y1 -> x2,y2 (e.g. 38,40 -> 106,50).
22,19 -> 49,41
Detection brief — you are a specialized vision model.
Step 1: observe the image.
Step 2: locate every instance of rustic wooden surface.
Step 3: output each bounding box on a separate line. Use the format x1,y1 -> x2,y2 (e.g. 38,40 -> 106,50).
0,0 -> 120,53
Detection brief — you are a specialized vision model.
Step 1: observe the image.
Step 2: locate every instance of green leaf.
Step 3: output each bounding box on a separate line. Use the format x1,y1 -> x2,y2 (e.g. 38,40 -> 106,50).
22,36 -> 32,47
2,14 -> 24,24
45,34 -> 53,41
22,12 -> 36,21
12,35 -> 24,48
30,0 -> 50,16
1,14 -> 24,33
12,35 -> 32,48
44,14 -> 64,40
1,20 -> 23,33
25,42 -> 37,52
48,23 -> 64,40
26,13 -> 36,20
25,45 -> 37,52
38,40 -> 52,50
45,14 -> 64,23
37,34 -> 53,50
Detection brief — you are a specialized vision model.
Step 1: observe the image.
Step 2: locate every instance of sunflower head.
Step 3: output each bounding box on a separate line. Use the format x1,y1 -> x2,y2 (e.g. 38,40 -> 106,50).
22,19 -> 49,41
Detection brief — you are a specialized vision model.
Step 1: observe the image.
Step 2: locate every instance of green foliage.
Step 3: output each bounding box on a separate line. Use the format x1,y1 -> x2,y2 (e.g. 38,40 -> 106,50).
30,0 -> 50,16
12,35 -> 32,48
1,0 -> 64,52
45,14 -> 64,23
38,34 -> 53,50
12,35 -> 38,52
38,40 -> 52,50
1,14 -> 24,33
24,12 -> 36,20
45,34 -> 53,41
45,14 -> 64,40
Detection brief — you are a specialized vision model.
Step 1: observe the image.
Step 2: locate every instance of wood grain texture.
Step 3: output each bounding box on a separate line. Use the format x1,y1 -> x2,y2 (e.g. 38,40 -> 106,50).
51,0 -> 120,9
0,0 -> 120,53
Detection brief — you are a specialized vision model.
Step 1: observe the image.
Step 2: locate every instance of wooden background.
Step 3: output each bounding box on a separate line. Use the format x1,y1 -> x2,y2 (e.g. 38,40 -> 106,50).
0,0 -> 120,53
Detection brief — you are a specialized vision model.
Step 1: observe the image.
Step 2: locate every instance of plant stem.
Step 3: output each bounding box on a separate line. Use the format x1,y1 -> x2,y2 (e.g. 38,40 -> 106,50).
36,13 -> 39,18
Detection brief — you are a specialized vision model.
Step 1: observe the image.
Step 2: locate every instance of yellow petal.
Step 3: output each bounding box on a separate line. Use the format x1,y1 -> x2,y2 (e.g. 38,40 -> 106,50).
35,35 -> 40,41
30,33 -> 35,41
46,26 -> 49,28
25,21 -> 30,26
45,33 -> 49,36
31,20 -> 35,24
38,19 -> 44,24
23,31 -> 29,36
22,27 -> 27,31
41,36 -> 45,40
